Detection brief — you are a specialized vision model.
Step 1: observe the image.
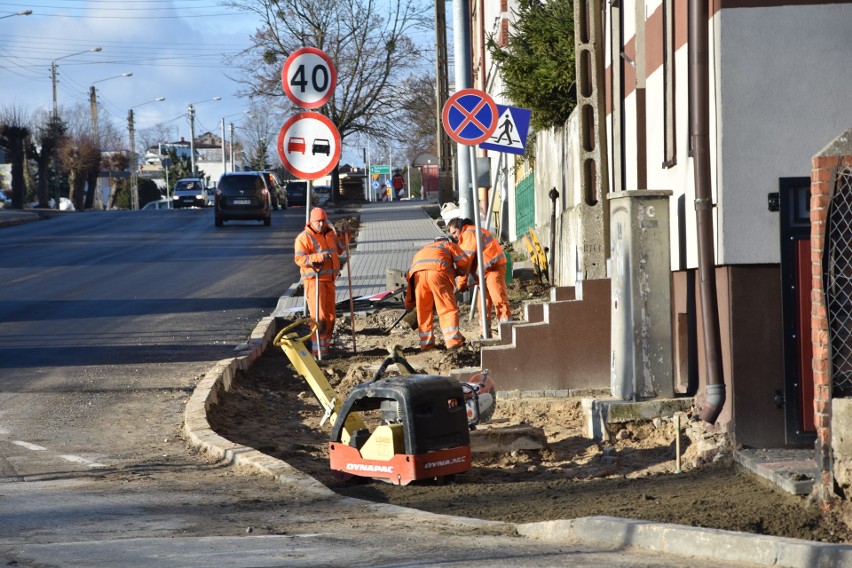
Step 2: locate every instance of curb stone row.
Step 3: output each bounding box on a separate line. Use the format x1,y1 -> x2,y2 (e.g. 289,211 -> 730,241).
183,316 -> 852,568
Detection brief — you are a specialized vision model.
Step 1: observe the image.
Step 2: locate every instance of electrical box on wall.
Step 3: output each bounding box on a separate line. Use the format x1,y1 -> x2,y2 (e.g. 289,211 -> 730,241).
608,190 -> 675,400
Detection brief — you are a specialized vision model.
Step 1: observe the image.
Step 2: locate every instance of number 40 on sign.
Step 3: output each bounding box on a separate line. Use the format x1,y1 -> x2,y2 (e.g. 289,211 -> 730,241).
281,47 -> 337,110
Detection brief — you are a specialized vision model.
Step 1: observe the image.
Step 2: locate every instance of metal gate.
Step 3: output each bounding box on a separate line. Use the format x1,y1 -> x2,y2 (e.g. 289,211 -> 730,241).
780,177 -> 816,445
825,167 -> 852,397
515,171 -> 535,236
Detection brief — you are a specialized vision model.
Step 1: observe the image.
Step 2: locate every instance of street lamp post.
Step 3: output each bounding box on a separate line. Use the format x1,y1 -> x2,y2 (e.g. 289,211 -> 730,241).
52,47 -> 102,118
90,72 -> 132,149
220,111 -> 251,174
229,123 -> 236,171
0,9 -> 32,19
128,97 -> 166,210
186,97 -> 221,176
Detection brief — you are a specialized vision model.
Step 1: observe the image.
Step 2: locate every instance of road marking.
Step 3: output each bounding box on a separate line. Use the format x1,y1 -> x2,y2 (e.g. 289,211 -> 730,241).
11,440 -> 107,468
12,440 -> 47,451
60,455 -> 107,468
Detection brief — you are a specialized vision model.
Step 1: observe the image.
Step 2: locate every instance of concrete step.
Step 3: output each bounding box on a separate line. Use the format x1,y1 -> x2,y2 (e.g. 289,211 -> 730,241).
734,448 -> 817,496
470,424 -> 546,453
481,279 -> 612,392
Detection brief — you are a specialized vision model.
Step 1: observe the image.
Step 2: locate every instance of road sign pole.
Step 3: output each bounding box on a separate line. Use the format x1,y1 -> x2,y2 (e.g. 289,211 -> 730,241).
469,152 -> 490,340
367,147 -> 373,202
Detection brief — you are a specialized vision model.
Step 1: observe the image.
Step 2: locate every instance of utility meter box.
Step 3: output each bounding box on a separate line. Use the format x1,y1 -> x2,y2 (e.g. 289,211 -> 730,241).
608,190 -> 674,400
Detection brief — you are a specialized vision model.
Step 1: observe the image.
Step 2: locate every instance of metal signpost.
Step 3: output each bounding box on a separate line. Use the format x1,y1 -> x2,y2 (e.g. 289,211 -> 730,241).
441,88 -> 498,339
279,47 -> 339,359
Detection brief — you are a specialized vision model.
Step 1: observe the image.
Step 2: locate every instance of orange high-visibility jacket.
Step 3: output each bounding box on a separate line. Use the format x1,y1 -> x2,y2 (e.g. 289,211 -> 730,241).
294,224 -> 344,281
458,224 -> 506,272
405,239 -> 472,308
409,239 -> 472,278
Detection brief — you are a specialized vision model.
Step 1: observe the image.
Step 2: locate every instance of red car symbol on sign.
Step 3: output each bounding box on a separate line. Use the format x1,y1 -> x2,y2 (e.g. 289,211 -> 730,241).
287,137 -> 307,154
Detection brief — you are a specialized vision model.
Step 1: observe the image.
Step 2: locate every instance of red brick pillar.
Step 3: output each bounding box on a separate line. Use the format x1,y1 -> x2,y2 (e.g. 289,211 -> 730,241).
811,147 -> 852,506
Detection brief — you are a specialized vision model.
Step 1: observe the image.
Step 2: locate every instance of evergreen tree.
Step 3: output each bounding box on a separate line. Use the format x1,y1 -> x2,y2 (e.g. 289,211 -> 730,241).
488,0 -> 577,131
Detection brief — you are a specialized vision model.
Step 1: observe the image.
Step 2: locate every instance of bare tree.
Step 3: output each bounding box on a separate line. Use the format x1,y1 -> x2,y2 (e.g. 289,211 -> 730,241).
60,103 -> 105,210
138,124 -> 179,158
59,132 -> 100,211
239,104 -> 278,171
0,105 -> 32,209
226,0 -> 432,197
396,73 -> 438,161
103,151 -> 130,210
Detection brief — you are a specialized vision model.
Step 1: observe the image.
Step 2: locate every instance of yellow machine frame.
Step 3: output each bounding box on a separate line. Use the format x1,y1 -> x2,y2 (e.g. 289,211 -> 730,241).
273,318 -> 366,444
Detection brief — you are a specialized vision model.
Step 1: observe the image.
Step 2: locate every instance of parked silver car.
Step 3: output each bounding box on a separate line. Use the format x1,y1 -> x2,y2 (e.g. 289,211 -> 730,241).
172,178 -> 208,208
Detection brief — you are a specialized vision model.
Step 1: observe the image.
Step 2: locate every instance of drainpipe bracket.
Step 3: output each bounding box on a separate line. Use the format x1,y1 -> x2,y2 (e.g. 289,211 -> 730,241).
694,197 -> 715,210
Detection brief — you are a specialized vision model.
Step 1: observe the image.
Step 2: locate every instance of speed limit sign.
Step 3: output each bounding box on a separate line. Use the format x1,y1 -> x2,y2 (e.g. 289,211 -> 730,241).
281,47 -> 337,109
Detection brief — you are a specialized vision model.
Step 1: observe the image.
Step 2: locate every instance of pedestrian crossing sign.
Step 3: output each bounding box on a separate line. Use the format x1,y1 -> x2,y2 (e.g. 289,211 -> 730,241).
479,104 -> 531,155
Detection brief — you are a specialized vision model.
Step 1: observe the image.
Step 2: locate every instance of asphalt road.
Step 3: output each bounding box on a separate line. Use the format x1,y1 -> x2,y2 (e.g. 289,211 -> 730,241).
0,207 -> 299,473
0,207 -> 759,567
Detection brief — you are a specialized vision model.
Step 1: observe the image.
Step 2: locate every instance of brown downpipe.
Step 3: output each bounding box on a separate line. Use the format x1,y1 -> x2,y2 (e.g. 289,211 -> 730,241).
689,0 -> 726,423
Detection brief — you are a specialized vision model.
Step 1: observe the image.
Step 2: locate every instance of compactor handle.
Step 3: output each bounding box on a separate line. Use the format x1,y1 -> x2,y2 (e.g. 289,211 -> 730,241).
273,317 -> 319,345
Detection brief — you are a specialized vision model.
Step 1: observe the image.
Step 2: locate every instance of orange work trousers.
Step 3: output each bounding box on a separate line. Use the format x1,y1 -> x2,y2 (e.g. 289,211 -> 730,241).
414,270 -> 465,349
304,276 -> 336,357
484,264 -> 512,323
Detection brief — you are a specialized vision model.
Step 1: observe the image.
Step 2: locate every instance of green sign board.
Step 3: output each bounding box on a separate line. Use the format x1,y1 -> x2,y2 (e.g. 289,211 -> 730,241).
370,164 -> 391,175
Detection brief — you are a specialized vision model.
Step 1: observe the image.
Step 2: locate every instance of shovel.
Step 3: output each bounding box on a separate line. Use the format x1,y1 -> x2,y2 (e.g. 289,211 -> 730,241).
384,309 -> 411,335
313,265 -> 322,361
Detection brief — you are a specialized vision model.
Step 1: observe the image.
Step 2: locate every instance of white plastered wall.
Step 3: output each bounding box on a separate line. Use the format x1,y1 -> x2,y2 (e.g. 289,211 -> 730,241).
714,5 -> 852,265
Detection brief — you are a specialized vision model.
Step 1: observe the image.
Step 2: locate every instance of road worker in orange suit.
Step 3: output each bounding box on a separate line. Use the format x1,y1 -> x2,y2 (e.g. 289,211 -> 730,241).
294,207 -> 344,357
447,217 -> 512,325
404,237 -> 473,350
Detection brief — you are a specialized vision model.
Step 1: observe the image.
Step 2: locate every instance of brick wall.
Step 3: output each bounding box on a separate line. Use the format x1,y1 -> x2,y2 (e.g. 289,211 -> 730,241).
810,129 -> 852,506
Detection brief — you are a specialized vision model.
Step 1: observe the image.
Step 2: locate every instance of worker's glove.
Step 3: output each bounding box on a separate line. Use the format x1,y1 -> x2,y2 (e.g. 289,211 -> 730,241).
404,301 -> 415,312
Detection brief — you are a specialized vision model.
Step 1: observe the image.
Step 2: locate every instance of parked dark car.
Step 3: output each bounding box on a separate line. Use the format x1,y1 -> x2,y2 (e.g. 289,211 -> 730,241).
284,180 -> 319,207
214,172 -> 272,227
261,171 -> 287,210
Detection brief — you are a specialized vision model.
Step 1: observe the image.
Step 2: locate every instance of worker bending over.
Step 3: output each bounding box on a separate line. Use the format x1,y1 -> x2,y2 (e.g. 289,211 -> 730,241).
447,217 -> 512,325
404,237 -> 473,350
294,207 -> 344,357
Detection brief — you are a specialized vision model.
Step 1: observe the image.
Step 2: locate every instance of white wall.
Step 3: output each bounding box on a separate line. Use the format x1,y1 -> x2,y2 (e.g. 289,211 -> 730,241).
479,0 -> 520,242
715,5 -> 852,264
620,3 -> 852,269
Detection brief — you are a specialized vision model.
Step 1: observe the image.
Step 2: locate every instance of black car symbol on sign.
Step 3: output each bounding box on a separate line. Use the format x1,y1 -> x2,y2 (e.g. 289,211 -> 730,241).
312,138 -> 331,156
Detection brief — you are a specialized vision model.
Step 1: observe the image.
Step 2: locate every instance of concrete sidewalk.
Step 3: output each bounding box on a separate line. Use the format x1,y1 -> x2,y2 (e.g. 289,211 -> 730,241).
273,200 -> 443,315
0,209 -> 42,227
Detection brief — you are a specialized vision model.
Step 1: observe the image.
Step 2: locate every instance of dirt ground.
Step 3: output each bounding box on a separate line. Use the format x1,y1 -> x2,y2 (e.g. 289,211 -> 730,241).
206,269 -> 852,545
